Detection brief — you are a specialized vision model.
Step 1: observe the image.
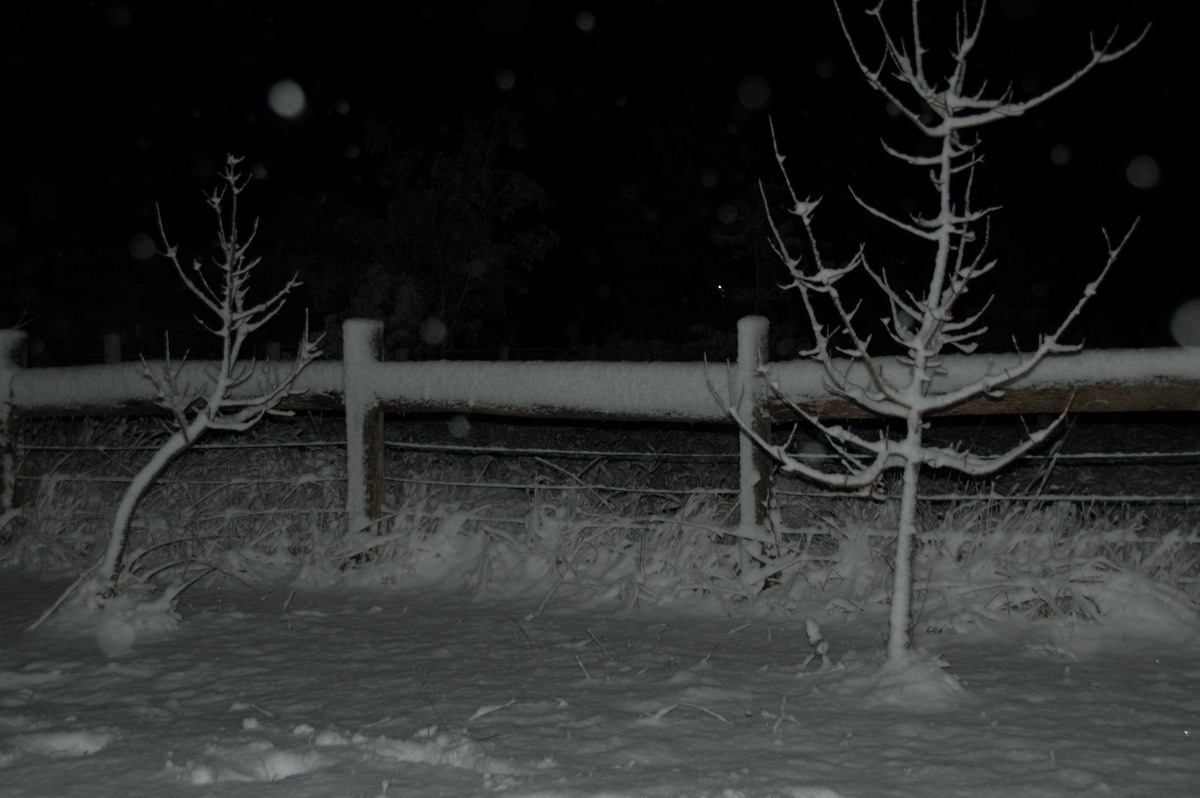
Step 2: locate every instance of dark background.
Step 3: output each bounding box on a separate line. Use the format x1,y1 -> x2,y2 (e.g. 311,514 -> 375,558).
1,0 -> 1194,364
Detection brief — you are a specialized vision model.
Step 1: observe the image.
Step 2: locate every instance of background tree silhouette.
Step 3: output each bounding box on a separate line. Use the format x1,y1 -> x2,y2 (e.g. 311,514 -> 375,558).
269,108 -> 558,358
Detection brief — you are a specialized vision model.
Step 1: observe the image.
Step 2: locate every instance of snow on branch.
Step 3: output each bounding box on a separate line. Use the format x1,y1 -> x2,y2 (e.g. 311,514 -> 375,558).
736,0 -> 1144,663
835,0 -> 1149,137
58,155 -> 322,620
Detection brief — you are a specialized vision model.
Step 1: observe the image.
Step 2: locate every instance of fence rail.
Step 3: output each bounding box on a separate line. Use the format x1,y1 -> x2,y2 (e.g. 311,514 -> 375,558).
4,319 -> 1200,533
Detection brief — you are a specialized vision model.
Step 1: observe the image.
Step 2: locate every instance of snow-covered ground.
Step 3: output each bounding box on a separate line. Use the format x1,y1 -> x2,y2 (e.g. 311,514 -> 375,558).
2,570 -> 1197,798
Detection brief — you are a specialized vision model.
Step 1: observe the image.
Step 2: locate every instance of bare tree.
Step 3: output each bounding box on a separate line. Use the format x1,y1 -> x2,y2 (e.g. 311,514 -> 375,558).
49,156 -> 320,618
731,1 -> 1145,663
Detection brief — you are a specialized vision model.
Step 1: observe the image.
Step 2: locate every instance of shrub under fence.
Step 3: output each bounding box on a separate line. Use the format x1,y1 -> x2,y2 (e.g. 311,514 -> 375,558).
2,415 -> 1198,623
5,416 -> 346,575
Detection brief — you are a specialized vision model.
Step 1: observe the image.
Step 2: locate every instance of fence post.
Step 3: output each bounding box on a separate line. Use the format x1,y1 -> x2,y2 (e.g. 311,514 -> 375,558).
735,316 -> 773,539
103,332 -> 122,364
0,330 -> 28,521
343,319 -> 385,534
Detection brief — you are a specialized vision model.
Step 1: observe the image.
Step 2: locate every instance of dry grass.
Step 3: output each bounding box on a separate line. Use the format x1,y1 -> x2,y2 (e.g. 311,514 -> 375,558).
2,416 -> 1197,623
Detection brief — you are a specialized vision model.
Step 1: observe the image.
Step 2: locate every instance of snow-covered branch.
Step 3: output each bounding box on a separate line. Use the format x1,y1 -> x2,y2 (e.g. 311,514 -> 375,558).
81,155 -> 322,611
835,0 -> 1149,138
738,0 -> 1143,663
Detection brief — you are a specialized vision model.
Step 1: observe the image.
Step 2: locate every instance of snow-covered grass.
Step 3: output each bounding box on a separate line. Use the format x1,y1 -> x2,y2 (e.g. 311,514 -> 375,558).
3,417 -> 345,576
4,417 -> 1197,626
2,416 -> 1199,795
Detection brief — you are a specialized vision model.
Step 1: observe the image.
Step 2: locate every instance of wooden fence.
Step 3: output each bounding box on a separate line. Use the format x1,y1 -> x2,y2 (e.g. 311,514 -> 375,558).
3,318 -> 1200,534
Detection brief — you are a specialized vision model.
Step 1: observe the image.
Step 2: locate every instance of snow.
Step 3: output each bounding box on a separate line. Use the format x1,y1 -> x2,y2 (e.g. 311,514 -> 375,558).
8,331 -> 1200,422
2,572 -> 1197,797
6,361 -> 345,416
5,319 -> 1200,795
1170,299 -> 1200,347
1125,154 -> 1161,190
267,79 -> 306,120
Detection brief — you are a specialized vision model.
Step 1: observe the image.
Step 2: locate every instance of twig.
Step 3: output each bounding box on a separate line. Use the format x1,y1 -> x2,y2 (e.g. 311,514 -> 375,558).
679,703 -> 729,723
587,628 -> 612,660
27,571 -> 89,631
506,615 -> 534,649
425,694 -> 457,743
643,703 -> 730,724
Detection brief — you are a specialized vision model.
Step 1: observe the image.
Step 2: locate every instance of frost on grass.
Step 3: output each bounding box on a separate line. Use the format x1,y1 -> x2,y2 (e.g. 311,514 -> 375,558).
8,409 -> 1199,643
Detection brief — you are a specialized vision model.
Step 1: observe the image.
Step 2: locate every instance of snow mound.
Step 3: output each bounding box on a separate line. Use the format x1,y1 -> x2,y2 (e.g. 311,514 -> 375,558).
177,740 -> 326,784
0,669 -> 64,690
365,728 -> 524,775
27,580 -> 181,657
1081,570 -> 1200,638
94,612 -> 137,658
12,730 -> 113,757
823,649 -> 971,711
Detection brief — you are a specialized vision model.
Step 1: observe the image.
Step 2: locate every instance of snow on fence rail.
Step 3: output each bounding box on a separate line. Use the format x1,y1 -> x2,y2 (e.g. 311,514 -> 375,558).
3,319 -> 1200,531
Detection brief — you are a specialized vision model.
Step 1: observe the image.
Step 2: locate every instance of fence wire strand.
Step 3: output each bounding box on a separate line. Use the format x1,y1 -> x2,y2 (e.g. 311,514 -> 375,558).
15,425 -> 1200,511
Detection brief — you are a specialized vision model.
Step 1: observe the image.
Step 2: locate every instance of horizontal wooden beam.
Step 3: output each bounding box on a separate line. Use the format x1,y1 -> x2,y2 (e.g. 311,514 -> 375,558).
6,336 -> 1200,422
771,378 -> 1200,420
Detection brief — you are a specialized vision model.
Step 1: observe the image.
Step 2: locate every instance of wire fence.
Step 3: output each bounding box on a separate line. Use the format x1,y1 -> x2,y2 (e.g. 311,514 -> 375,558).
14,416 -> 1200,516
4,414 -> 1197,602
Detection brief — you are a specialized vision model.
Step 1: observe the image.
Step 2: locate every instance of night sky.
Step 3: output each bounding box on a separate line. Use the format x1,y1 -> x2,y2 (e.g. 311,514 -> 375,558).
1,0 -> 1194,364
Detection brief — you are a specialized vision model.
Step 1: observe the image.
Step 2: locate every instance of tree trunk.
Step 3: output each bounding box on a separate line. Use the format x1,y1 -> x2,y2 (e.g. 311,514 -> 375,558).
96,418 -> 206,588
887,455 -> 922,664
